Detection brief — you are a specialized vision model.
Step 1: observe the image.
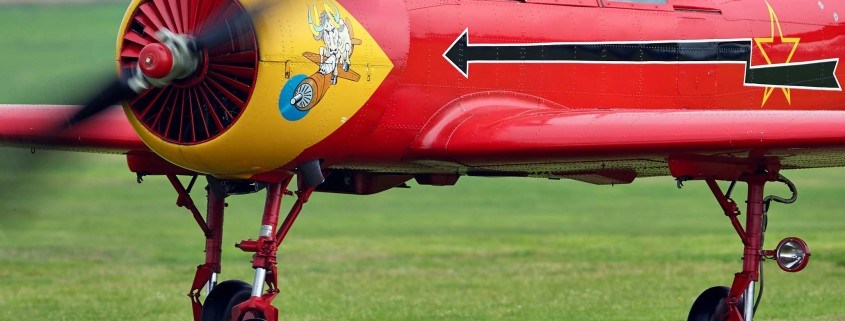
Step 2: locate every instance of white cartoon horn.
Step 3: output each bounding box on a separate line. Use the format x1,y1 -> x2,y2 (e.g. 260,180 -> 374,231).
323,1 -> 341,29
307,2 -> 323,37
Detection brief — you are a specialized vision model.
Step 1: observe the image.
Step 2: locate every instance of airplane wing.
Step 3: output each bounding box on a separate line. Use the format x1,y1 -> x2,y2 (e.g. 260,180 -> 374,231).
0,105 -> 148,153
303,52 -> 323,66
407,94 -> 845,184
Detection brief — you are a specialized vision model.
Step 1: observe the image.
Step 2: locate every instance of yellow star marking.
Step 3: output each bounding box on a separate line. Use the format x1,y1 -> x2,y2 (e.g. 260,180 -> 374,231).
754,0 -> 800,107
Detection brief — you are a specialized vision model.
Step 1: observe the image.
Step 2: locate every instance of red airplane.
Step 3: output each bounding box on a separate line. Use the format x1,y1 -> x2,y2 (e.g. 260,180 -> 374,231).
0,0 -> 841,320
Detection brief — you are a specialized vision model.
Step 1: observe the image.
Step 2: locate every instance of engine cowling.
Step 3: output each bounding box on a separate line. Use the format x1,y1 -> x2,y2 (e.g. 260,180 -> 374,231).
116,0 -> 395,178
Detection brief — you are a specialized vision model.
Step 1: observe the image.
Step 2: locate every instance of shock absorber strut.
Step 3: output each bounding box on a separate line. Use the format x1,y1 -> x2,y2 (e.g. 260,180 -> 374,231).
702,171 -> 801,321
233,175 -> 318,321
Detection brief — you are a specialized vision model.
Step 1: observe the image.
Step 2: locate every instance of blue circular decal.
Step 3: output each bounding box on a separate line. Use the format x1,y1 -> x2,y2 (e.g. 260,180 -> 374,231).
279,74 -> 309,121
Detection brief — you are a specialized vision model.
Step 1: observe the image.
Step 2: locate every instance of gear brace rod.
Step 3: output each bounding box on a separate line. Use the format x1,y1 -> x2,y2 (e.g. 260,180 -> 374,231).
706,180 -> 748,245
167,175 -> 212,237
275,184 -> 314,246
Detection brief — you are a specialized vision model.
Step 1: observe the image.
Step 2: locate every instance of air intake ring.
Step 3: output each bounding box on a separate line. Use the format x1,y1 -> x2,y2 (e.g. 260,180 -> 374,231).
119,0 -> 259,145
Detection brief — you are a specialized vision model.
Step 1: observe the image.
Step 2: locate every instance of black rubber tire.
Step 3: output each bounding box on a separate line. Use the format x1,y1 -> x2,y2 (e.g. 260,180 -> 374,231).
200,280 -> 253,321
687,286 -> 746,321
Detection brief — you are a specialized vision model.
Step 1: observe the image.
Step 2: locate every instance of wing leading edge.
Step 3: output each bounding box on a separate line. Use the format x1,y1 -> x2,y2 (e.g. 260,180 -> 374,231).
0,105 -> 147,153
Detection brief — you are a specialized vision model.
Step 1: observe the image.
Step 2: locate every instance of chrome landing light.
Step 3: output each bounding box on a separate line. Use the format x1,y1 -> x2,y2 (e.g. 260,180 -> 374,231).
775,237 -> 811,272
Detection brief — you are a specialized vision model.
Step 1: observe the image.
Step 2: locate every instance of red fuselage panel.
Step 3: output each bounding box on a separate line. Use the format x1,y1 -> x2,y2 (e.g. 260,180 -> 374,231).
294,0 -> 845,174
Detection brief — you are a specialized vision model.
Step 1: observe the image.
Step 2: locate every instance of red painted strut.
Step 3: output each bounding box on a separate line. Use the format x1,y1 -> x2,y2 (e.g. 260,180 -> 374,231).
722,171 -> 779,321
233,176 -> 316,321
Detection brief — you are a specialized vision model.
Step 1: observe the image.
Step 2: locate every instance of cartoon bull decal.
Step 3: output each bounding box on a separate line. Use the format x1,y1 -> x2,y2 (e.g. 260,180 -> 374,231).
289,0 -> 362,112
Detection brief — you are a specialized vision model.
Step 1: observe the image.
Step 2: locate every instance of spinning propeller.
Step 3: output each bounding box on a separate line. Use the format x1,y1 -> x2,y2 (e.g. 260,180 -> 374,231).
1,0 -> 271,224
64,0 -> 269,130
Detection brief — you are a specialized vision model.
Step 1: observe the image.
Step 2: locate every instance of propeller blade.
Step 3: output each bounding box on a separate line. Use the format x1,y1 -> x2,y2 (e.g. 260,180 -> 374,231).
63,70 -> 139,128
193,1 -> 271,51
65,1 -> 274,128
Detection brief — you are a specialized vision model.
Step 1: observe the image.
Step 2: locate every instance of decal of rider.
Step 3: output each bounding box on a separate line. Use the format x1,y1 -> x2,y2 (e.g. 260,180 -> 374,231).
280,0 -> 363,121
308,0 -> 358,85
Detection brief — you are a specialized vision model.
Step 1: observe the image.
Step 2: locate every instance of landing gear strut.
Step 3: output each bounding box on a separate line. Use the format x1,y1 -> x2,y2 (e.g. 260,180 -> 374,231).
165,163 -> 323,321
166,174 -> 227,320
229,177 -> 317,321
673,159 -> 807,321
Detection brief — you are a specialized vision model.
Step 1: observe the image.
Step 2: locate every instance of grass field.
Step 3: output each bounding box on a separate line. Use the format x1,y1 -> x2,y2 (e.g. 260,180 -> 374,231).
1,3 -> 845,321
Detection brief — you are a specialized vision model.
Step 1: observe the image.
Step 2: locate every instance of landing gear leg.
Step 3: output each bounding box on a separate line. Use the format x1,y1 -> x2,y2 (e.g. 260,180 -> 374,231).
688,173 -> 771,321
679,159 -> 804,321
721,174 -> 768,321
231,176 -> 317,321
166,175 -> 228,321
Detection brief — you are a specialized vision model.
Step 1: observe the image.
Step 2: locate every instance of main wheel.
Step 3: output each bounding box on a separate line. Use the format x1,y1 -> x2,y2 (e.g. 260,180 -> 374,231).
687,286 -> 745,321
200,280 -> 253,321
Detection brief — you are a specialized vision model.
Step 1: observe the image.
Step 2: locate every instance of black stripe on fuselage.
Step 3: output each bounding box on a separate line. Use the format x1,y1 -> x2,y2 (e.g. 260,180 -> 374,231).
445,31 -> 840,89
464,40 -> 752,63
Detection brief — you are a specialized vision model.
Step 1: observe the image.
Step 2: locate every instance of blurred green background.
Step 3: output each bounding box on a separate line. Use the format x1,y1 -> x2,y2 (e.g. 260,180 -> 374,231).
1,2 -> 844,321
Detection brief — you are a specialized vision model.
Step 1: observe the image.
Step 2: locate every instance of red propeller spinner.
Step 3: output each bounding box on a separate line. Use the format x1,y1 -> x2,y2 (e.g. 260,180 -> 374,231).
138,43 -> 174,80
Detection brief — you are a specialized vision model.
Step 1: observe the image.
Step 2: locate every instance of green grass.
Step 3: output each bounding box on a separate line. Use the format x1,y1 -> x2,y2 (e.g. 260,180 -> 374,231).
2,154 -> 845,321
0,3 -> 127,104
1,3 -> 845,321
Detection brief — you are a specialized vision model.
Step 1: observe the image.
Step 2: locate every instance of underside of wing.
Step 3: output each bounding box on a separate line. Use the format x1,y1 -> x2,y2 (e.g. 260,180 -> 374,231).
405,93 -> 845,184
0,105 -> 148,154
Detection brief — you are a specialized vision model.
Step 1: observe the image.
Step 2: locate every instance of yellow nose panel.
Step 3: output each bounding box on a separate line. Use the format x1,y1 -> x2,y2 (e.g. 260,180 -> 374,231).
120,0 -> 394,178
